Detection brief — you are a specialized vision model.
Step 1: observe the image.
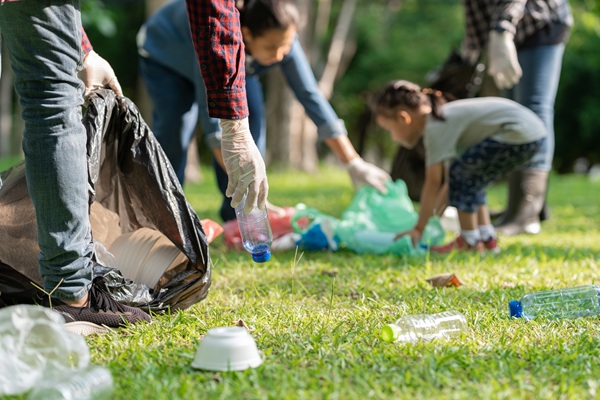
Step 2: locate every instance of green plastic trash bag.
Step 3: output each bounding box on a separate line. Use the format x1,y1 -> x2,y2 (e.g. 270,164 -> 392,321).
291,181 -> 446,255
340,180 -> 416,233
335,180 -> 445,255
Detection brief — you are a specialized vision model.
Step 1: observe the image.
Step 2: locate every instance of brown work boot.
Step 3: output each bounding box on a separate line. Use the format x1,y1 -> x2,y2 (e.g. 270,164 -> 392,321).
494,169 -> 548,236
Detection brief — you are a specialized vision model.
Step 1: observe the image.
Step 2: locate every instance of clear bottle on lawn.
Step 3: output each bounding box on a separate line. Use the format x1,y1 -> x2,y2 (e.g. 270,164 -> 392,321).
27,365 -> 113,400
235,192 -> 273,263
380,310 -> 467,343
509,284 -> 600,320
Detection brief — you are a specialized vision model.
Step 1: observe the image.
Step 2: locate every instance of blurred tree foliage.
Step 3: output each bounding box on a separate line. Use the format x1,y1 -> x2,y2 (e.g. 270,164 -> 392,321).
81,0 -> 599,172
331,0 -> 464,160
81,0 -> 145,98
553,0 -> 600,172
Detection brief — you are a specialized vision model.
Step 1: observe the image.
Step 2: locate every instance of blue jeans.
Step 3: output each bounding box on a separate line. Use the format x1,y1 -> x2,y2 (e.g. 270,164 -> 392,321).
511,44 -> 565,171
0,0 -> 93,301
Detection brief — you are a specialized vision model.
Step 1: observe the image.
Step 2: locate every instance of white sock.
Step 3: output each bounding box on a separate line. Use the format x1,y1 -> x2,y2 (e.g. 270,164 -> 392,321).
478,224 -> 496,241
461,229 -> 481,246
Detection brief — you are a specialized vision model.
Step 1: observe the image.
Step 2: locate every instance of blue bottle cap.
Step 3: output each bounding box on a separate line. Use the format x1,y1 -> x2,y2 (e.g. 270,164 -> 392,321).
252,249 -> 271,263
509,300 -> 522,318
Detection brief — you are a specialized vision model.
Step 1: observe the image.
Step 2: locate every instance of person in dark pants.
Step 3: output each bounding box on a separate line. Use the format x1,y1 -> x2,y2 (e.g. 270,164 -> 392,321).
0,0 -> 149,327
461,0 -> 573,235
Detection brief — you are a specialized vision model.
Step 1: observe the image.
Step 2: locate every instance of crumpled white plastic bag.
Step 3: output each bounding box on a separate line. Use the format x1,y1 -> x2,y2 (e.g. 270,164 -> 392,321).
0,305 -> 90,396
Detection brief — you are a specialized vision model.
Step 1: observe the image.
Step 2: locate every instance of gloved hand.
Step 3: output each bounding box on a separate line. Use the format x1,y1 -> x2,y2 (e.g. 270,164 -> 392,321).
487,30 -> 522,89
78,50 -> 123,98
220,118 -> 269,213
345,157 -> 391,193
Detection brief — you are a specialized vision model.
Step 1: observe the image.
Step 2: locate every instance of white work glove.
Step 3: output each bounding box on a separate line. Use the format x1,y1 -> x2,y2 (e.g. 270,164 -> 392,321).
220,118 -> 269,213
345,157 -> 391,194
78,50 -> 123,98
487,30 -> 522,90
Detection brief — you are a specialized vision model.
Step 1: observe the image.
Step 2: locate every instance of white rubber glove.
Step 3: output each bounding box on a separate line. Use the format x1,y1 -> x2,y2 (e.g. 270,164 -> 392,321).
78,50 -> 123,98
345,157 -> 391,193
487,30 -> 522,90
220,118 -> 268,213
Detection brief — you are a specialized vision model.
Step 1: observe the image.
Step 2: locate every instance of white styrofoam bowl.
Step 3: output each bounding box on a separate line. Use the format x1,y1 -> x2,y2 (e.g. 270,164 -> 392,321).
191,327 -> 263,371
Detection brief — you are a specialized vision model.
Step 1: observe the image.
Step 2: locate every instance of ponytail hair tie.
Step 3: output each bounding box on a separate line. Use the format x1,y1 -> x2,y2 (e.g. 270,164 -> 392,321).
422,88 -> 442,97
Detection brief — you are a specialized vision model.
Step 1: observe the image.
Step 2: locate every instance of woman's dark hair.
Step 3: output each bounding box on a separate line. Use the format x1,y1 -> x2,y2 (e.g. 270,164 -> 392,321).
372,80 -> 448,121
239,0 -> 300,37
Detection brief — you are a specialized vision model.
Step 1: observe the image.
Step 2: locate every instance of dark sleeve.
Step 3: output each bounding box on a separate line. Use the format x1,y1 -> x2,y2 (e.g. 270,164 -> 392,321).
185,0 -> 248,120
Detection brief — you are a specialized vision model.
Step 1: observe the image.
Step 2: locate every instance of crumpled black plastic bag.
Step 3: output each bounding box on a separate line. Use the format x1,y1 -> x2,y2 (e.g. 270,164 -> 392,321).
0,89 -> 211,312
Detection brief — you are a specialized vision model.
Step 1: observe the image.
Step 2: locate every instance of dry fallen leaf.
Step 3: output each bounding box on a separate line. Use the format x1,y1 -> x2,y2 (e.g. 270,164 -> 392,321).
235,319 -> 249,330
426,273 -> 463,287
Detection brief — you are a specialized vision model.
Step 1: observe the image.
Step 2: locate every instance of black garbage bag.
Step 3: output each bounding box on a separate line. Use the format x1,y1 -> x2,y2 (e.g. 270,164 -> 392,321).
0,89 -> 211,312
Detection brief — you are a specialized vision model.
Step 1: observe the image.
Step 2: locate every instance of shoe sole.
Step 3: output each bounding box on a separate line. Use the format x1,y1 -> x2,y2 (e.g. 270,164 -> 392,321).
64,321 -> 113,336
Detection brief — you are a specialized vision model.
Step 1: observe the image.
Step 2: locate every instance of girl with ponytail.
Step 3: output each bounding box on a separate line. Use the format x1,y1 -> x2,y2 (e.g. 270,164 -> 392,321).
373,80 -> 547,254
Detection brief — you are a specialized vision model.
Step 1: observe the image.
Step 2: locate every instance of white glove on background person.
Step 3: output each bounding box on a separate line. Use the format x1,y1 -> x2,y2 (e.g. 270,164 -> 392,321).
78,50 -> 123,98
345,157 -> 391,193
220,118 -> 268,213
487,30 -> 522,89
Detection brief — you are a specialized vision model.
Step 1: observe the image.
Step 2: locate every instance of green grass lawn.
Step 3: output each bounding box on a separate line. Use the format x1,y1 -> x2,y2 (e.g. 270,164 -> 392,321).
3,161 -> 600,399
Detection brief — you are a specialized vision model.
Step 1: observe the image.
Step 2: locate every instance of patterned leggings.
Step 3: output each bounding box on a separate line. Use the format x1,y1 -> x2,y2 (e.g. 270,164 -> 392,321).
448,138 -> 546,212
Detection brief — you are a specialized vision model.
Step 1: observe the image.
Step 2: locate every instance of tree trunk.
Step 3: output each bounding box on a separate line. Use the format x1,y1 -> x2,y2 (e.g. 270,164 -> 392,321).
309,0 -> 332,65
265,68 -> 294,166
290,0 -> 358,171
261,1 -> 359,171
318,0 -> 356,98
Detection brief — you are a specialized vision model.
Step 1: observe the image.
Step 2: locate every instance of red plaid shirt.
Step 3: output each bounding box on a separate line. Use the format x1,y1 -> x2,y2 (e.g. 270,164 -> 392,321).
185,0 -> 248,120
81,28 -> 93,55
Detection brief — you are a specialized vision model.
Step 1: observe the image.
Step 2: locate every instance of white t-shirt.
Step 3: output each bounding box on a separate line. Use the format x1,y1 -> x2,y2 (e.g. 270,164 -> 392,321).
424,97 -> 547,167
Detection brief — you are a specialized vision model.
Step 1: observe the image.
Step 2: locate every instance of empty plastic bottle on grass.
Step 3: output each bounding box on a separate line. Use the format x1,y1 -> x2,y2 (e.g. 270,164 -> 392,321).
28,365 -> 113,400
509,284 -> 600,320
380,310 -> 467,343
235,193 -> 273,263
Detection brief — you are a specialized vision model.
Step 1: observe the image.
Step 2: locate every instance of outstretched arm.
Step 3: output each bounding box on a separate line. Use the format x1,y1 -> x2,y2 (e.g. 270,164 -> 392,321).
325,136 -> 391,193
396,161 -> 444,246
280,38 -> 391,192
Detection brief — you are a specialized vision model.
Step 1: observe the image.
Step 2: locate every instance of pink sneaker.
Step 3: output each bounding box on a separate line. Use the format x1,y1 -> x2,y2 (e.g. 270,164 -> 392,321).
430,236 -> 484,254
483,237 -> 500,254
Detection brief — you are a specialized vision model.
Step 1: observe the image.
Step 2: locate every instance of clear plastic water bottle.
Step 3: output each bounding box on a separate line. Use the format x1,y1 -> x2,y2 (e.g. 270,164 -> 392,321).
27,365 -> 113,400
380,310 -> 467,343
235,193 -> 273,263
509,284 -> 600,320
